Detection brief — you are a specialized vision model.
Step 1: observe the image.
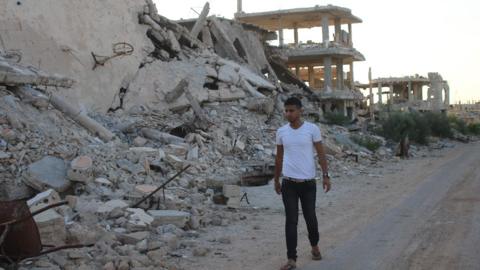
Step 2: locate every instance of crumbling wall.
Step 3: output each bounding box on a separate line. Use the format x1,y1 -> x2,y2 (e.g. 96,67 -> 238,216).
0,0 -> 152,112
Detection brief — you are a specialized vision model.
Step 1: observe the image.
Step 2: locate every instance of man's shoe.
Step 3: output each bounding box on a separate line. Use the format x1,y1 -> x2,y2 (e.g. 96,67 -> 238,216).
280,259 -> 296,270
311,246 -> 322,261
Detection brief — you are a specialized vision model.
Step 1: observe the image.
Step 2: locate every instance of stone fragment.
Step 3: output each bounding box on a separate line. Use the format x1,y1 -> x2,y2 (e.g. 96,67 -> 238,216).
27,189 -> 61,212
126,208 -> 154,229
118,231 -> 150,245
67,155 -> 93,183
133,136 -> 148,147
192,246 -> 210,257
147,210 -> 191,228
223,184 -> 241,198
25,156 -> 70,192
96,199 -> 129,217
217,64 -> 240,85
34,209 -> 66,245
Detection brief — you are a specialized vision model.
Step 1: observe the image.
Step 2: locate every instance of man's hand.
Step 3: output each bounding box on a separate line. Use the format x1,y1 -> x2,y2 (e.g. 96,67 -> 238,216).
322,177 -> 331,193
274,180 -> 282,195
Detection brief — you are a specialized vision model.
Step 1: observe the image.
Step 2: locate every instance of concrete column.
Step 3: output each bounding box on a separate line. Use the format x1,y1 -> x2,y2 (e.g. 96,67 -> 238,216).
324,57 -> 332,91
322,16 -> 330,48
279,29 -> 284,47
389,83 -> 394,105
237,0 -> 242,13
293,23 -> 299,46
336,58 -> 344,90
295,65 -> 300,77
408,81 -> 413,102
444,82 -> 450,106
348,23 -> 353,46
378,83 -> 383,104
343,101 -> 347,117
368,67 -> 374,123
349,62 -> 355,89
308,65 -> 315,88
334,18 -> 341,43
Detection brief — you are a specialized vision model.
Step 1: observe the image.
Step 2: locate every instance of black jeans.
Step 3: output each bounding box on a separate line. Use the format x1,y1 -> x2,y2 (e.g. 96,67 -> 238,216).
281,178 -> 319,261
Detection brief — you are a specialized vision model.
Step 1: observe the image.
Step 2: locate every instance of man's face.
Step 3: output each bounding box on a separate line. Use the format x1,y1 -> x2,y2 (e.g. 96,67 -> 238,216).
284,104 -> 302,123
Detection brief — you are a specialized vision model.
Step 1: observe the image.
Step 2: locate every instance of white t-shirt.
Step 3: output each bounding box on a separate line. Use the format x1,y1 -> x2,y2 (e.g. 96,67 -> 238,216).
276,121 -> 322,179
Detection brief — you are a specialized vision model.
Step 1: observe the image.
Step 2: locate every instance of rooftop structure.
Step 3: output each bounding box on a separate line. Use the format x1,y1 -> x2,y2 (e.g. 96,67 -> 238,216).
235,2 -> 365,119
357,73 -> 450,112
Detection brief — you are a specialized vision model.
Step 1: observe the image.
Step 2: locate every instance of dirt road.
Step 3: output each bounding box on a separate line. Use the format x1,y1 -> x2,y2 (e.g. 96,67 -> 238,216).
305,141 -> 480,270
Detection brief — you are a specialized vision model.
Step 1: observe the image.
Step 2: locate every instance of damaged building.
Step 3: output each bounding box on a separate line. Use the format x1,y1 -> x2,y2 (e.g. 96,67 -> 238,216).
235,2 -> 365,120
358,72 -> 450,113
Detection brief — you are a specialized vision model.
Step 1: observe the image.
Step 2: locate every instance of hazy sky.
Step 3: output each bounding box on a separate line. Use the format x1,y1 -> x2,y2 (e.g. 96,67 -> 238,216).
155,0 -> 480,103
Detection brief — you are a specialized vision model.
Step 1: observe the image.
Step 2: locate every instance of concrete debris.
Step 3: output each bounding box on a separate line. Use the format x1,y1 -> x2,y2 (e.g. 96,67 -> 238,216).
24,156 -> 70,192
147,210 -> 191,228
67,156 -> 94,183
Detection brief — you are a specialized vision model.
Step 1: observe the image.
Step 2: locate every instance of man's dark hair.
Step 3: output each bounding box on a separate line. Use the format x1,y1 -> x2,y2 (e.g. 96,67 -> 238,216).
284,97 -> 302,108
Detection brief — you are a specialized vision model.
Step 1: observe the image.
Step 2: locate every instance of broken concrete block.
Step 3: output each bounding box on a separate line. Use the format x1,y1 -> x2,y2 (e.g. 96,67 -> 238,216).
96,200 -> 129,217
226,196 -> 241,209
27,189 -> 61,212
34,209 -> 66,246
147,210 -> 191,228
233,140 -> 246,152
166,154 -> 185,170
207,88 -> 246,102
117,231 -> 150,245
67,156 -> 93,183
217,64 -> 240,85
246,98 -> 275,115
223,184 -> 241,198
164,144 -> 189,158
187,146 -> 199,161
205,65 -> 218,78
94,178 -> 113,189
133,136 -> 148,147
126,208 -> 154,229
25,156 -> 70,192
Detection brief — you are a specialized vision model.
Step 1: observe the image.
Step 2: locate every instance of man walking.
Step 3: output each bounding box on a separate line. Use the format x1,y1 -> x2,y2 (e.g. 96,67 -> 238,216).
274,97 -> 331,270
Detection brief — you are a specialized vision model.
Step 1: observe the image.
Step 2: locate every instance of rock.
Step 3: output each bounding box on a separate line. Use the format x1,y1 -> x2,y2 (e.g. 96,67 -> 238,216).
118,231 -> 150,245
24,156 -> 70,192
27,189 -> 61,212
126,208 -> 154,229
217,64 -> 240,85
147,210 -> 190,228
94,177 -> 114,189
133,136 -> 148,147
187,146 -> 199,161
103,262 -> 115,270
34,209 -> 66,245
160,233 -> 179,250
217,236 -> 231,244
165,154 -> 185,170
0,151 -> 12,160
118,260 -> 130,270
164,144 -> 189,158
67,155 -> 93,183
246,98 -> 275,114
223,184 -> 241,198
192,246 -> 210,257
96,199 -> 129,217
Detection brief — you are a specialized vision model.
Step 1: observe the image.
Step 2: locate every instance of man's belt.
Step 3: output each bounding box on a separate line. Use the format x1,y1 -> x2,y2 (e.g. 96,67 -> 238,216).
283,177 -> 315,183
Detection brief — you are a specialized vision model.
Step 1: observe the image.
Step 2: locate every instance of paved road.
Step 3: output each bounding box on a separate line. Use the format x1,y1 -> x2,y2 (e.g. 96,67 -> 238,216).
304,142 -> 480,270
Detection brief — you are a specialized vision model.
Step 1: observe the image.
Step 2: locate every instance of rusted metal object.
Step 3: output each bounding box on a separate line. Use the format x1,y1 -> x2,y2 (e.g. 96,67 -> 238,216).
0,200 -> 93,264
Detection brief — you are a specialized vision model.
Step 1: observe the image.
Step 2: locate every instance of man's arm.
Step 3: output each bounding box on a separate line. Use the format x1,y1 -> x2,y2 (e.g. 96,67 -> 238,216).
274,144 -> 284,195
314,141 -> 331,193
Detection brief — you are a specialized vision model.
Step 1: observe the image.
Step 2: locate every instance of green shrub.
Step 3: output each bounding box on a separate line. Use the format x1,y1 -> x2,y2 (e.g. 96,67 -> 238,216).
350,134 -> 382,152
424,112 -> 452,138
467,123 -> 480,135
408,112 -> 430,144
324,112 -> 351,126
379,112 -> 415,142
448,115 -> 468,135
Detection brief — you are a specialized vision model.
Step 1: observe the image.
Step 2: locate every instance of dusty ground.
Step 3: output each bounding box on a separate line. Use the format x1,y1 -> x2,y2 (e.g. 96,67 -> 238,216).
177,141 -> 479,270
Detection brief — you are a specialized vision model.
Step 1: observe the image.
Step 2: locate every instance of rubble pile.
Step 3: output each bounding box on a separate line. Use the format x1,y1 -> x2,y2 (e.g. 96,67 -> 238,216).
0,1 -> 459,269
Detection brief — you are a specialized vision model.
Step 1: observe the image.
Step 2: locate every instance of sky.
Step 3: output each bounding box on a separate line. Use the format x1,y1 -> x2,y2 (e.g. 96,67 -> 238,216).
155,0 -> 480,103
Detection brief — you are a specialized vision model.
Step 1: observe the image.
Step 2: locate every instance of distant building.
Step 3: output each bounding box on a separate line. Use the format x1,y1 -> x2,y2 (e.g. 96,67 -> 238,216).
236,3 -> 365,119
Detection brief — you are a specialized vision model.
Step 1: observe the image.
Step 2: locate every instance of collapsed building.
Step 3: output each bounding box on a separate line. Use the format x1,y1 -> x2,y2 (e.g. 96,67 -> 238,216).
357,72 -> 450,113
235,2 -> 365,120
